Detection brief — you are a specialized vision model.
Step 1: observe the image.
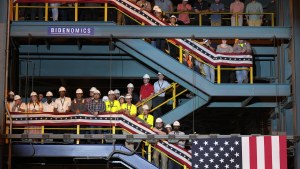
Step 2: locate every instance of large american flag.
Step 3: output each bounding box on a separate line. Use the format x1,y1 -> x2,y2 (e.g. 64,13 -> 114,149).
192,136 -> 287,169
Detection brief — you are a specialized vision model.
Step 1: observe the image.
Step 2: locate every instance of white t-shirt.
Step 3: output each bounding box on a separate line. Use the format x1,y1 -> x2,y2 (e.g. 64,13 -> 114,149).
27,102 -> 43,112
43,101 -> 56,112
54,97 -> 71,113
154,80 -> 171,97
169,130 -> 186,148
11,103 -> 27,112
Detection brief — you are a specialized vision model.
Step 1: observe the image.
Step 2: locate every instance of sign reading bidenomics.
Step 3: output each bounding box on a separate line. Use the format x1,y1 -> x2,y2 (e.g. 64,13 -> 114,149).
48,26 -> 94,36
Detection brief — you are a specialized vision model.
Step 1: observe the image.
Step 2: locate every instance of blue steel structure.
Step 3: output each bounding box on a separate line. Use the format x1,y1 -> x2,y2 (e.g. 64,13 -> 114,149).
11,144 -> 158,169
1,0 -> 300,168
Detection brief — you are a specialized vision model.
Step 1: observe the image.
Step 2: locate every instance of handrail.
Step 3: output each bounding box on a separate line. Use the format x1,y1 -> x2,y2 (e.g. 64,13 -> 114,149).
136,82 -> 177,107
6,112 -> 193,168
144,140 -> 188,169
11,2 -> 275,26
167,39 -> 254,84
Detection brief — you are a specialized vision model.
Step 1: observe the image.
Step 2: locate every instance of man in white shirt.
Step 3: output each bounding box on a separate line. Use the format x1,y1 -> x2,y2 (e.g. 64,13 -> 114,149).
43,91 -> 56,112
11,95 -> 27,112
153,72 -> 170,119
54,86 -> 71,113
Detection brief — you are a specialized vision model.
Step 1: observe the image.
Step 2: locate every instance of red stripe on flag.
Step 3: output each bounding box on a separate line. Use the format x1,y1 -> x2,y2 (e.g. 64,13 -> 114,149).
249,136 -> 258,169
279,136 -> 287,169
264,136 -> 273,169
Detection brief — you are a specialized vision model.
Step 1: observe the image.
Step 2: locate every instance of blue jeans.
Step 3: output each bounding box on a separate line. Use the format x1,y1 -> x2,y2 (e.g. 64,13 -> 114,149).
236,67 -> 248,84
203,64 -> 215,83
50,3 -> 60,21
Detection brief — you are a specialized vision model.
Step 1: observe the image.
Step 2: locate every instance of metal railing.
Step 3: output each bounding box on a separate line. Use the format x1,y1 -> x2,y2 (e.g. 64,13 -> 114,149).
12,2 -> 275,27
136,82 -> 188,111
167,40 -> 254,84
5,113 -> 189,169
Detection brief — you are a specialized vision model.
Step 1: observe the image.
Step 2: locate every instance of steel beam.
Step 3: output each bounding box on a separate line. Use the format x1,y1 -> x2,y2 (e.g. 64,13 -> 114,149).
292,0 -> 300,168
19,59 -> 157,78
161,96 -> 207,124
10,22 -> 291,39
18,45 -> 126,55
119,39 -> 291,97
18,45 -> 277,56
11,144 -> 158,169
0,0 -> 8,169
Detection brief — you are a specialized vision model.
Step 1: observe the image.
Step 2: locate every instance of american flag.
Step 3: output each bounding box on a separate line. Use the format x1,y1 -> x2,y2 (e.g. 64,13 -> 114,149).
192,136 -> 287,169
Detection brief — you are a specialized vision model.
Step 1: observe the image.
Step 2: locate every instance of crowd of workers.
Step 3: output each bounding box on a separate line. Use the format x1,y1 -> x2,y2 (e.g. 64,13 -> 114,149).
6,72 -> 187,168
18,0 -> 276,26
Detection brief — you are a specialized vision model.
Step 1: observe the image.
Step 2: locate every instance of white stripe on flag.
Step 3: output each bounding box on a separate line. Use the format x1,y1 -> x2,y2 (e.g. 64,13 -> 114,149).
271,136 -> 281,169
242,137 -> 250,169
257,136 -> 265,169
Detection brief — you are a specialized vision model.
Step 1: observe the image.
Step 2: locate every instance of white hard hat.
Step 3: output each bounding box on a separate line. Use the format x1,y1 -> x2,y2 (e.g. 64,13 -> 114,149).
127,83 -> 134,88
156,118 -> 163,123
143,74 -> 150,79
108,90 -> 115,95
76,88 -> 83,94
59,86 -> 66,92
155,7 -> 162,13
9,91 -> 15,95
173,121 -> 180,126
89,87 -> 97,92
153,5 -> 159,11
14,95 -> 21,101
125,94 -> 132,99
30,91 -> 37,96
102,96 -> 109,102
165,124 -> 172,128
118,95 -> 125,100
142,104 -> 150,110
170,15 -> 177,19
46,91 -> 53,97
114,89 -> 120,94
94,90 -> 101,94
158,72 -> 163,75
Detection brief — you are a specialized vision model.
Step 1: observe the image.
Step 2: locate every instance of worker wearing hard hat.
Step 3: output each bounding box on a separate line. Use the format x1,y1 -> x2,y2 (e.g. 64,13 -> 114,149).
43,91 -> 55,112
138,74 -> 154,114
137,104 -> 154,128
11,95 -> 27,112
105,90 -> 121,113
85,87 -> 97,104
125,83 -> 139,104
27,91 -> 43,113
121,94 -> 137,117
169,121 -> 185,148
70,88 -> 87,114
54,86 -> 71,113
7,91 -> 15,112
153,118 -> 168,169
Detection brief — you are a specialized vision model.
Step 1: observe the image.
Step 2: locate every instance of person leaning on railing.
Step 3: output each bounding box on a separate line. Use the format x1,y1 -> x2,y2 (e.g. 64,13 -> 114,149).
152,118 -> 168,169
216,39 -> 234,83
87,89 -> 105,140
230,0 -> 244,26
233,39 -> 252,84
245,0 -> 263,26
105,90 -> 121,113
177,0 -> 192,25
209,0 -> 224,26
193,0 -> 210,26
70,88 -> 87,114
